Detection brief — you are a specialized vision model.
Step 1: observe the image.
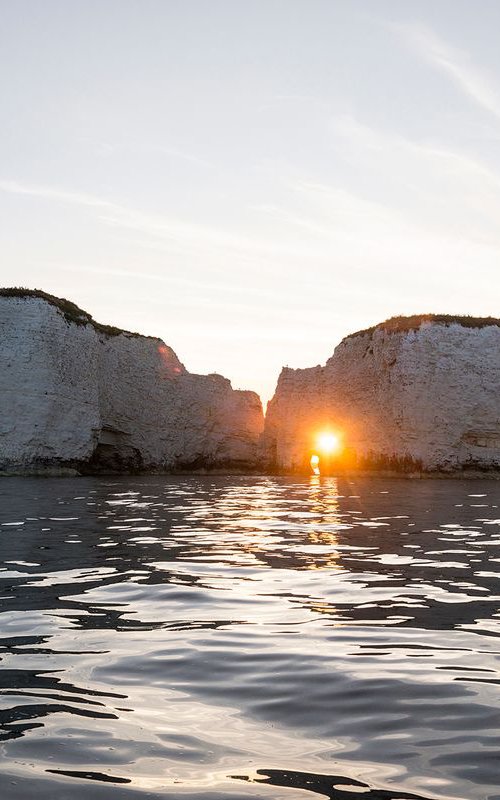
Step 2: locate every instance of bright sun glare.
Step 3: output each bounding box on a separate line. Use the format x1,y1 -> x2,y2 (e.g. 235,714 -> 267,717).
316,432 -> 341,454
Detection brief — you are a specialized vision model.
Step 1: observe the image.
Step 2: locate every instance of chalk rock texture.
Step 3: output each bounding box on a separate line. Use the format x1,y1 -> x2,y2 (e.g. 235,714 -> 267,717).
0,293 -> 264,473
263,319 -> 500,472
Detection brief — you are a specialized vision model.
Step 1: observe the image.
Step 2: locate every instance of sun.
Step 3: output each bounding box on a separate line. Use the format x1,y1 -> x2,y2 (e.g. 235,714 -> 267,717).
316,432 -> 341,454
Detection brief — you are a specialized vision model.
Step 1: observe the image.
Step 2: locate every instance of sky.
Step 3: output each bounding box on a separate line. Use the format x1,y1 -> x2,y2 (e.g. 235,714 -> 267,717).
1,0 -> 500,405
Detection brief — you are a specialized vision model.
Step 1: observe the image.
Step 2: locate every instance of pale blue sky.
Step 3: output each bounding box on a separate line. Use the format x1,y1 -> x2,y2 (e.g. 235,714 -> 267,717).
1,0 -> 500,404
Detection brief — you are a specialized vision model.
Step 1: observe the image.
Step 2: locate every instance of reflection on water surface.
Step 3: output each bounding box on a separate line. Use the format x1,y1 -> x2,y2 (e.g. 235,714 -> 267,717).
1,475 -> 500,799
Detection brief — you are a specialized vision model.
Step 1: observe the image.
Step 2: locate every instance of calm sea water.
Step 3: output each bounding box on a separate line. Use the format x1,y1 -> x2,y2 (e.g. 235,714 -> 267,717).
1,476 -> 500,800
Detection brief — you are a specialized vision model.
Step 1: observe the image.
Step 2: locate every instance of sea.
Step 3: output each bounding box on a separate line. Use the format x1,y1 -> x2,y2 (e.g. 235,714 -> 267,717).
1,475 -> 500,800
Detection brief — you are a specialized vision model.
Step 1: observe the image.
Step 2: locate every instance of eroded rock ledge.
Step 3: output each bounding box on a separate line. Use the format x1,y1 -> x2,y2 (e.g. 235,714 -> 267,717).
0,290 -> 264,474
263,315 -> 500,474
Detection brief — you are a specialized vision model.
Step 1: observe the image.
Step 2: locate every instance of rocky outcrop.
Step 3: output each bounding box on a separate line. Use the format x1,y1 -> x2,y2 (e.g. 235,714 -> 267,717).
263,316 -> 500,473
4,296 -> 500,476
0,291 -> 264,473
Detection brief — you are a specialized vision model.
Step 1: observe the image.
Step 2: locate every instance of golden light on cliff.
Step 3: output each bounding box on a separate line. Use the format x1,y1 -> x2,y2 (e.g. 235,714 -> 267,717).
316,432 -> 341,454
310,454 -> 320,475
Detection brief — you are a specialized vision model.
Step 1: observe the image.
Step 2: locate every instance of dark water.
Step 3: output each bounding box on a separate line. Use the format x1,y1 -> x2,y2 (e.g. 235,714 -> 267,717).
1,477 -> 500,800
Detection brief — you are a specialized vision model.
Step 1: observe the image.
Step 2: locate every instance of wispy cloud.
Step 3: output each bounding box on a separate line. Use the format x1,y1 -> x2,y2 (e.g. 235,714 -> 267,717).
92,140 -> 215,168
0,180 -> 114,210
327,115 -> 500,248
0,178 -> 336,270
3,149 -> 500,317
392,21 -> 500,121
0,179 -> 265,256
331,115 -> 500,190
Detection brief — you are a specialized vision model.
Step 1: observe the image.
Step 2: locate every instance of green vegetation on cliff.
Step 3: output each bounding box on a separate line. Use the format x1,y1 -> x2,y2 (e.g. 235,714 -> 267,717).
0,287 -> 152,339
346,314 -> 500,341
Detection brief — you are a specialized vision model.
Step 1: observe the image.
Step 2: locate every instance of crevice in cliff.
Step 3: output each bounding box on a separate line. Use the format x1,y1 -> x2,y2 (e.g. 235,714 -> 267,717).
83,427 -> 144,474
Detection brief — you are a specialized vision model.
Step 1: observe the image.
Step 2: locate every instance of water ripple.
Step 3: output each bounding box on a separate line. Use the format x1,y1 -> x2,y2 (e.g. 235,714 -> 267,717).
1,475 -> 500,799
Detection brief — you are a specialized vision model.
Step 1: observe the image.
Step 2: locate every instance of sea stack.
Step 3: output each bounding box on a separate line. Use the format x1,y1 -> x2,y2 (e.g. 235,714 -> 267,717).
263,316 -> 500,473
0,290 -> 264,474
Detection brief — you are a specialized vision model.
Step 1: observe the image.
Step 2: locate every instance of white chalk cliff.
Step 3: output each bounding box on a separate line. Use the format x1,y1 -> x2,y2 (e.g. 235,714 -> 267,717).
263,317 -> 500,472
0,291 -> 264,473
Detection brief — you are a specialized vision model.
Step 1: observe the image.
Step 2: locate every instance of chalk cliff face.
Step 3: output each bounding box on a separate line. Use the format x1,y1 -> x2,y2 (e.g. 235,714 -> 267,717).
0,292 -> 263,473
264,318 -> 500,472
4,296 -> 500,475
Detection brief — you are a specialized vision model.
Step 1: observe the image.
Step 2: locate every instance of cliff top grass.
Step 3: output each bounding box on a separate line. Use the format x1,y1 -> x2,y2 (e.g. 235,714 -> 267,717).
0,287 -> 156,339
345,314 -> 500,341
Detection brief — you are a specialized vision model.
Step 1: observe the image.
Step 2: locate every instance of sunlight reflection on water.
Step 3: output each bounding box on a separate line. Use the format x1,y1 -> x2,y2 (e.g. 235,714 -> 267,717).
1,475 -> 500,799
